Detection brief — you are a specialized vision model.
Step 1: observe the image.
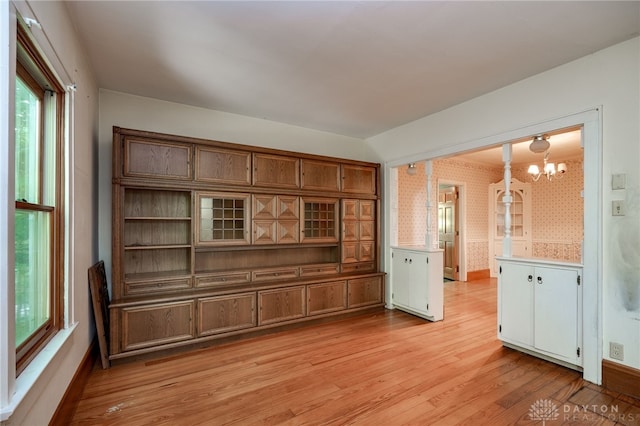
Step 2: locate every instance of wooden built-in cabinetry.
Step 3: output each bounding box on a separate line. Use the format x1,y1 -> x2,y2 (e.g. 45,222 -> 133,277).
110,127 -> 384,359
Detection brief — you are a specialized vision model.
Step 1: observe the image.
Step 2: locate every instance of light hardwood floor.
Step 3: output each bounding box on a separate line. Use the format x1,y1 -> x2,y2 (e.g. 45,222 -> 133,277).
68,279 -> 640,425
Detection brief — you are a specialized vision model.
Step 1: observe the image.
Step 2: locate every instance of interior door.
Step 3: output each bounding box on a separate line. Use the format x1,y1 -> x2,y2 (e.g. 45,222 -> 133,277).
438,186 -> 458,280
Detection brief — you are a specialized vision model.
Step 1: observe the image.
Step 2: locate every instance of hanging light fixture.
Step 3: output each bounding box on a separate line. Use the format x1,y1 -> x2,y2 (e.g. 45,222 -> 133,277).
528,151 -> 567,181
406,163 -> 417,175
529,134 -> 551,153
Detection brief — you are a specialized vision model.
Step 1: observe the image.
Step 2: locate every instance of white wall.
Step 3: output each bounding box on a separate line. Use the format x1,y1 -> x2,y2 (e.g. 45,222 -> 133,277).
1,1 -> 99,425
369,38 -> 640,373
97,90 -> 378,285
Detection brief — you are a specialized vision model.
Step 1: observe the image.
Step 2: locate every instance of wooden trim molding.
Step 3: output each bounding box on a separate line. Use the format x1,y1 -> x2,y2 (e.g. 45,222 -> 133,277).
602,359 -> 640,400
467,269 -> 490,281
49,339 -> 98,425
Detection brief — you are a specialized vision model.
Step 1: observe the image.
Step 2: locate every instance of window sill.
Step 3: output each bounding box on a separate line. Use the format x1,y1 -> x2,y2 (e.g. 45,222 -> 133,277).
0,322 -> 78,421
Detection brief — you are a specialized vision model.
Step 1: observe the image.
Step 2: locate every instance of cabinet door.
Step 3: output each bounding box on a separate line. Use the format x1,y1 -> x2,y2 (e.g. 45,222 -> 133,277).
197,192 -> 250,245
120,301 -> 194,351
301,198 -> 339,243
253,153 -> 300,189
498,262 -> 534,347
124,138 -> 192,180
198,293 -> 256,336
258,286 -> 306,325
301,159 -> 340,192
307,281 -> 347,316
348,276 -> 383,308
534,267 -> 579,361
195,146 -> 251,185
407,252 -> 429,312
392,251 -> 410,307
341,165 -> 376,194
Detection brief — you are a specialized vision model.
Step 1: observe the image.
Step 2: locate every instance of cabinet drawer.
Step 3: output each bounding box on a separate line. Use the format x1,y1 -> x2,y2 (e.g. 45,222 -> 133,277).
252,267 -> 299,282
300,263 -> 340,278
341,262 -> 375,274
348,276 -> 383,308
258,286 -> 306,325
124,277 -> 192,296
120,301 -> 195,351
198,293 -> 256,336
307,281 -> 347,316
195,271 -> 251,288
124,138 -> 192,180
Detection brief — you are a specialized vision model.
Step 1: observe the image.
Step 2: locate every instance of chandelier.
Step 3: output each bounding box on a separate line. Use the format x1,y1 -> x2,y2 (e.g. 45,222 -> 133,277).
527,150 -> 567,182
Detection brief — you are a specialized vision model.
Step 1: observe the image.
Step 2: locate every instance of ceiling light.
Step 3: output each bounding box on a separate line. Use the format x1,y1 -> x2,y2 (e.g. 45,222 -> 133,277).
529,134 -> 551,153
528,152 -> 567,182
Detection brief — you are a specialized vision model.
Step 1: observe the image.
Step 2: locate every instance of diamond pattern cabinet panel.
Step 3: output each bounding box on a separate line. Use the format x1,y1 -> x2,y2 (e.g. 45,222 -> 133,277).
253,220 -> 277,244
359,200 -> 375,221
359,241 -> 375,262
341,199 -> 376,267
359,221 -> 375,241
277,196 -> 299,219
342,221 -> 358,242
278,220 -> 300,244
253,195 -> 277,219
342,242 -> 359,263
342,199 -> 358,221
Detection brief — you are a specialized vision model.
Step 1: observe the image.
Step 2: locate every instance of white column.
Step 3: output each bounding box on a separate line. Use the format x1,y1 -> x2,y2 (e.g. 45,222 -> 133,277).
425,160 -> 436,248
502,144 -> 512,257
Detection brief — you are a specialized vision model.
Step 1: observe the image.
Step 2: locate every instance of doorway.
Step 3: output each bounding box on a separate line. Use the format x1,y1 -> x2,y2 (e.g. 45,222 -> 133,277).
438,184 -> 459,281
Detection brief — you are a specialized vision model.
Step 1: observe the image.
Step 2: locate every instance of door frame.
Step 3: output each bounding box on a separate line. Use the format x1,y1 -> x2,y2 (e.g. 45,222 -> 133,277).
383,108 -> 602,384
437,180 -> 466,282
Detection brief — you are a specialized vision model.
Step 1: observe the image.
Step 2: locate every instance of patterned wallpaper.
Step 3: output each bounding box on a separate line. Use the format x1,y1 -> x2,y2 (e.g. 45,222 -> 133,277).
396,157 -> 584,273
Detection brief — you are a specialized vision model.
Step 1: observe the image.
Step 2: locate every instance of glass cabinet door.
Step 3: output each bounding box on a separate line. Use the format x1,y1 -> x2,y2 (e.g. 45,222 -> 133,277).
495,189 -> 524,237
196,192 -> 250,245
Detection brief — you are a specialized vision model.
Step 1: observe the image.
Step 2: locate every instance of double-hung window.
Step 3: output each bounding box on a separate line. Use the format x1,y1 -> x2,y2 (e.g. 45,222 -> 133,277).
14,24 -> 65,375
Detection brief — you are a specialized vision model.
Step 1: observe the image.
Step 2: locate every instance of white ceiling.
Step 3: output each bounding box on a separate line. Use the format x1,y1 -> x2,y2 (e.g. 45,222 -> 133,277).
65,1 -> 640,140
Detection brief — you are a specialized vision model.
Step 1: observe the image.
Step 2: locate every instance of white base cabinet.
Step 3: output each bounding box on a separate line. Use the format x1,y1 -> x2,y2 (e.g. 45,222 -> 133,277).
497,257 -> 583,368
391,247 -> 443,321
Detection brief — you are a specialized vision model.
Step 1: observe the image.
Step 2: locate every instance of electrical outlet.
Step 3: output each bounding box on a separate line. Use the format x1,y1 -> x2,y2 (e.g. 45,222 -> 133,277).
610,342 -> 624,361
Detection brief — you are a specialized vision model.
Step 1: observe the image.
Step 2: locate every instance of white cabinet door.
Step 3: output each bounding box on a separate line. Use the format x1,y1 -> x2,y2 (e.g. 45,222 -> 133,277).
408,252 -> 428,313
499,262 -> 534,347
534,266 -> 579,361
391,250 -> 410,308
499,260 -> 582,368
392,248 -> 443,321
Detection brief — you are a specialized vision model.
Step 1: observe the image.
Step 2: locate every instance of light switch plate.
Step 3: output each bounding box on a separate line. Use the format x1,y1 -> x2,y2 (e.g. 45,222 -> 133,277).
612,173 -> 626,190
612,200 -> 625,216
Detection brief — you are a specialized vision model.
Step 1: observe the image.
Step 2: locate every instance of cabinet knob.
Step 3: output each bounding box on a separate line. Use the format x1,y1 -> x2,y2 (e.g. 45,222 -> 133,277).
537,276 -> 543,285
409,258 -> 412,264
528,275 -> 533,282
404,258 -> 408,263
